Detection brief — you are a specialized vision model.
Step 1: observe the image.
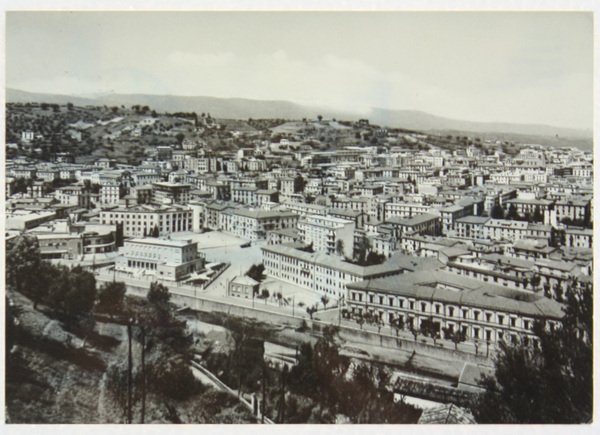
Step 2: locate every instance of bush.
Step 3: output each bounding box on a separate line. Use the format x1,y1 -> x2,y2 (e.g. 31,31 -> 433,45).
150,356 -> 201,400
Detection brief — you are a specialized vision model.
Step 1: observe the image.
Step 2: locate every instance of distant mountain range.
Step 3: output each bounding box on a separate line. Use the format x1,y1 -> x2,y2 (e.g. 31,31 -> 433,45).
7,88 -> 592,144
367,108 -> 591,141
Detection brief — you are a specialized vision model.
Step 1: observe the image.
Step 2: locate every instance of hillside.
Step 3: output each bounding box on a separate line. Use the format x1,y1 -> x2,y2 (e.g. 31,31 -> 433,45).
5,290 -> 256,424
7,88 -> 355,122
8,88 -> 591,149
367,108 -> 592,143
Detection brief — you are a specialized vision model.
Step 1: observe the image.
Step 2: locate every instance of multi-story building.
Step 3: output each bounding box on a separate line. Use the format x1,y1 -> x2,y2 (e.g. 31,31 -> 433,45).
100,182 -> 122,206
386,213 -> 441,239
100,205 -> 192,238
564,227 -> 593,249
298,214 -> 355,258
231,186 -> 259,206
483,219 -> 529,242
383,201 -> 432,220
220,209 -> 298,240
504,198 -> 553,220
346,270 -> 563,345
30,222 -> 117,259
553,198 -> 591,223
262,243 -> 407,299
151,182 -> 191,205
453,216 -> 490,240
115,237 -> 204,281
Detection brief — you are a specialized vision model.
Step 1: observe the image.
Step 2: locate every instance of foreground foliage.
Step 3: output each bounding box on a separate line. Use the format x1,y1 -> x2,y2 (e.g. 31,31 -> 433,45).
473,285 -> 592,423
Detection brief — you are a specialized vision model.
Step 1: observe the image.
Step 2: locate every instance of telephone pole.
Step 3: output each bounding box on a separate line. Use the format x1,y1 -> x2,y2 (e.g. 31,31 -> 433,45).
127,318 -> 133,424
140,325 -> 146,424
261,362 -> 267,424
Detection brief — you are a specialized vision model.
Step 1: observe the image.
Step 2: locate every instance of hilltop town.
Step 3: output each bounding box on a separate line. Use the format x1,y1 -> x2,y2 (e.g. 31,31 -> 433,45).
5,101 -> 593,424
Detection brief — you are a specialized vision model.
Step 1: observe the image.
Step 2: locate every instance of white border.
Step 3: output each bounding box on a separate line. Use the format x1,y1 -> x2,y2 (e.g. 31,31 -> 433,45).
1,2 -> 598,435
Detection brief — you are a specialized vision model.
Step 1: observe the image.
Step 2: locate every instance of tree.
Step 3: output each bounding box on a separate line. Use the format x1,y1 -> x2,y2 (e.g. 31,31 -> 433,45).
420,318 -> 439,345
335,239 -> 345,257
444,326 -> 466,351
355,312 -> 365,330
473,285 -> 592,423
392,316 -> 405,336
317,115 -> 323,122
490,203 -> 505,219
306,305 -> 317,320
506,204 -> 519,221
97,281 -> 127,318
7,235 -> 43,307
321,294 -> 330,310
63,266 -> 97,318
147,282 -> 170,307
409,320 -> 420,342
365,251 -> 385,266
152,355 -> 200,400
312,326 -> 347,400
246,263 -> 265,282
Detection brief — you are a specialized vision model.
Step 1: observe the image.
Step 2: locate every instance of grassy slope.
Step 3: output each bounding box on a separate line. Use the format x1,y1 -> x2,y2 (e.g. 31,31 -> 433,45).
5,291 -> 255,424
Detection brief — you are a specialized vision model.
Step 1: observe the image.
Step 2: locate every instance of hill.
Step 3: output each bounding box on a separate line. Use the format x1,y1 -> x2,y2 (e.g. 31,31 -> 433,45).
7,88 -> 592,149
7,88 -> 355,122
367,108 -> 592,142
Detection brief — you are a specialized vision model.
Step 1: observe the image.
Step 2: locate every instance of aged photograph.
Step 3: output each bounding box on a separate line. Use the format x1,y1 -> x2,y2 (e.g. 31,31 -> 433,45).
3,6 -> 595,427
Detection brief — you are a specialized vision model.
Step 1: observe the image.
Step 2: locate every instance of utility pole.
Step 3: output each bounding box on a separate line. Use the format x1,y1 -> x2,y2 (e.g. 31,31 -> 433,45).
261,362 -> 267,424
279,367 -> 286,423
140,325 -> 146,424
127,318 -> 133,424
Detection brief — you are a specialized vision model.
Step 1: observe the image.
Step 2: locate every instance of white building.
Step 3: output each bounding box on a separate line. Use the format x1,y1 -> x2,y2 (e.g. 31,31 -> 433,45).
100,205 -> 192,238
347,270 -> 563,345
115,237 -> 204,281
262,243 -> 407,299
298,214 -> 355,258
100,182 -> 121,206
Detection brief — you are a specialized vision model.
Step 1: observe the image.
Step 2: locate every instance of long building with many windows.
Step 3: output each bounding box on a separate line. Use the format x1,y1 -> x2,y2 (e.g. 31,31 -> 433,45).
261,243 -> 425,299
115,237 -> 204,281
346,270 -> 563,345
100,205 -> 192,238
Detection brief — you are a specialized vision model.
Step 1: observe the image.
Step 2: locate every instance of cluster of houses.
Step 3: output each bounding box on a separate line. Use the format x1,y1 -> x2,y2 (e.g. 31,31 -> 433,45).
6,121 -> 593,347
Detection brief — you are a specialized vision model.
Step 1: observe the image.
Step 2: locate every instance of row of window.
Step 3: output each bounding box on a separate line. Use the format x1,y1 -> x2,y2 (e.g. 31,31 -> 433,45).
350,293 -> 528,328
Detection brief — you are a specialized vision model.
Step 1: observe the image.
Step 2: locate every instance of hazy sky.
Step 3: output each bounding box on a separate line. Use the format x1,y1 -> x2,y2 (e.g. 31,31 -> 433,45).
6,11 -> 594,130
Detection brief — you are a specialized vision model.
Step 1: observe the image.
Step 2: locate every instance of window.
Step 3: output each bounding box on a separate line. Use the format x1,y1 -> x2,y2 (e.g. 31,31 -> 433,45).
409,301 -> 414,310
421,303 -> 427,312
473,311 -> 480,321
435,304 -> 441,314
448,307 -> 455,317
510,317 -> 516,328
462,309 -> 468,319
498,314 -> 504,325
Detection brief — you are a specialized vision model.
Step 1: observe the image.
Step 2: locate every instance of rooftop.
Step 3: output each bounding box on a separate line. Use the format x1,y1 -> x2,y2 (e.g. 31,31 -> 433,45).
347,270 -> 564,319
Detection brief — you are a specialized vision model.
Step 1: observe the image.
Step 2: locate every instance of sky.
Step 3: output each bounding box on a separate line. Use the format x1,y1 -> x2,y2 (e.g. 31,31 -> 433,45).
5,11 -> 594,130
